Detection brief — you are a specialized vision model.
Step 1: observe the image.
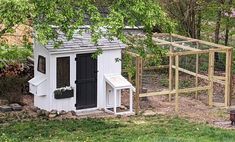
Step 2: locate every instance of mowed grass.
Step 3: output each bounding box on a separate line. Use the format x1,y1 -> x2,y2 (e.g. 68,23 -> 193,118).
0,115 -> 235,142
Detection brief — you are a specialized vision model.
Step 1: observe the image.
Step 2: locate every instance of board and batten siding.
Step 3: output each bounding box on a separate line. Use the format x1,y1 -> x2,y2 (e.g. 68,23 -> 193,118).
47,48 -> 122,111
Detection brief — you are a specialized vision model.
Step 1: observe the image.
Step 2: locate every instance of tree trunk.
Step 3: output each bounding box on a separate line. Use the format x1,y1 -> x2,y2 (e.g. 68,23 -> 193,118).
191,0 -> 196,38
225,22 -> 230,46
214,10 -> 222,44
196,9 -> 202,39
224,0 -> 233,46
214,0 -> 224,61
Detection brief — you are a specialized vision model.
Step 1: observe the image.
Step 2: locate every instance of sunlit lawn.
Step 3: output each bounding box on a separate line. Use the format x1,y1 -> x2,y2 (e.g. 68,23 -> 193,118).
1,115 -> 235,142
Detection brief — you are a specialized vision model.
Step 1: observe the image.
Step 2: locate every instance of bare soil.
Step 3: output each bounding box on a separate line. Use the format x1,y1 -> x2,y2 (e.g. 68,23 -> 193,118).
133,70 -> 235,129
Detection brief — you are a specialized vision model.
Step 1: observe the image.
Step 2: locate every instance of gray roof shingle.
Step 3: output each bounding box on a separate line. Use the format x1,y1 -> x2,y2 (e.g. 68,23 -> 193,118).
45,29 -> 126,52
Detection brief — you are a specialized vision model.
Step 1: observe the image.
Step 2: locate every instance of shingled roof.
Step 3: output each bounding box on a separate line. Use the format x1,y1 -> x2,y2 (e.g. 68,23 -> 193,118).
43,26 -> 143,53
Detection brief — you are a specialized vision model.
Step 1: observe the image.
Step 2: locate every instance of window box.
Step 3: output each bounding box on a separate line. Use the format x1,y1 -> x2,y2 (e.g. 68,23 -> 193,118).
54,87 -> 74,99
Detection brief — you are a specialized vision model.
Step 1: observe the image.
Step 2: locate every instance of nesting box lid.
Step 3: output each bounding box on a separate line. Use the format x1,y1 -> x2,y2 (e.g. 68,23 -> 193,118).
104,74 -> 132,89
28,76 -> 47,86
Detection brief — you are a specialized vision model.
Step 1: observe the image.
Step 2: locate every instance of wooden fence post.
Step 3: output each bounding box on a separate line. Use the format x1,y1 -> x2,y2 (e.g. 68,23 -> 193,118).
225,49 -> 233,107
208,51 -> 214,107
195,42 -> 199,99
175,55 -> 179,112
169,48 -> 173,102
135,56 -> 142,114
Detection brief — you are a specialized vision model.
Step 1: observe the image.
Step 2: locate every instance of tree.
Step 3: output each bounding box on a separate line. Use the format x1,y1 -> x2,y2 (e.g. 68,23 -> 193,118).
0,0 -> 174,49
214,0 -> 225,44
224,0 -> 234,46
159,0 -> 207,39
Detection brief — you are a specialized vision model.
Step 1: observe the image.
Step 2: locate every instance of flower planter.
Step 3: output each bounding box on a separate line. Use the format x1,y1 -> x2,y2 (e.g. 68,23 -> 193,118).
54,89 -> 74,99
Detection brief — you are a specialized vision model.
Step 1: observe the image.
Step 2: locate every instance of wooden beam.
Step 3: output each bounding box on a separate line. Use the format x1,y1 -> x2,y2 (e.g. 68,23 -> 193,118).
170,33 -> 233,50
145,48 -> 227,58
134,56 -> 141,115
170,48 -> 228,56
171,65 -> 225,85
139,86 -> 210,97
169,41 -> 173,101
208,51 -> 215,107
139,57 -> 143,94
153,37 -> 201,51
175,55 -> 179,112
195,50 -> 199,99
230,50 -> 233,106
140,90 -> 173,97
225,49 -> 233,107
155,39 -> 199,45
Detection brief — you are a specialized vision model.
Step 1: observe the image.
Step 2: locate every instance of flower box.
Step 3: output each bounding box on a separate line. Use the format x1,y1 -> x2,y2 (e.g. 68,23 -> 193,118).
54,87 -> 74,99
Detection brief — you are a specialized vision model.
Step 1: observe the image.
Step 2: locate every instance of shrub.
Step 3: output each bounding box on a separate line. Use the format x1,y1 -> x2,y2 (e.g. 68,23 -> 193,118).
0,44 -> 32,103
0,44 -> 32,69
0,76 -> 27,103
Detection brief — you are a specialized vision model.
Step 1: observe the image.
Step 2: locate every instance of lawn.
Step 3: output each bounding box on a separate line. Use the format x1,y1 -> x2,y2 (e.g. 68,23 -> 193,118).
0,115 -> 235,142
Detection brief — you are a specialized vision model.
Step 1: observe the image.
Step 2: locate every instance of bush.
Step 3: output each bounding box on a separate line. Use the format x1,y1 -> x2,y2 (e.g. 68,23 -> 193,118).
0,76 -> 27,103
0,44 -> 33,103
0,44 -> 32,69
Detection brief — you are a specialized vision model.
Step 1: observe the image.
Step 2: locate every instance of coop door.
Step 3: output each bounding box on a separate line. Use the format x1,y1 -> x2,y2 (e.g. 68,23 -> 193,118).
75,53 -> 97,109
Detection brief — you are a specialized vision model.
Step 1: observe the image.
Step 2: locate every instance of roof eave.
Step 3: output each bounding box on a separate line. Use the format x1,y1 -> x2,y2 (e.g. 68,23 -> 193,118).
48,45 -> 126,55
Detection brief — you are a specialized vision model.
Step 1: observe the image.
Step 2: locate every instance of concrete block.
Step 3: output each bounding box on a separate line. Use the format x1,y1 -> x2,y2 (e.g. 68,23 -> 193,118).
0,105 -> 12,112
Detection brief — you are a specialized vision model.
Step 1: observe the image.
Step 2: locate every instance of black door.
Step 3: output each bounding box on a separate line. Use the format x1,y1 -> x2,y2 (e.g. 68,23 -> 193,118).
75,53 -> 97,109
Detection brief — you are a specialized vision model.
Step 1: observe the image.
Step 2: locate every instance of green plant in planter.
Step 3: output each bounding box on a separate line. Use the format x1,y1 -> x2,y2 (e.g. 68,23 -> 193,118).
54,86 -> 74,99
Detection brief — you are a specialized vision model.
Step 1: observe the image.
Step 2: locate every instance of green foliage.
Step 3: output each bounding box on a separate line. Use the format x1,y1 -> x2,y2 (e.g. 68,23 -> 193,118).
159,78 -> 169,87
0,0 -> 32,36
91,48 -> 103,59
0,0 -> 175,77
122,52 -> 136,82
0,0 -> 175,50
1,116 -> 235,141
0,44 -> 32,69
180,80 -> 193,89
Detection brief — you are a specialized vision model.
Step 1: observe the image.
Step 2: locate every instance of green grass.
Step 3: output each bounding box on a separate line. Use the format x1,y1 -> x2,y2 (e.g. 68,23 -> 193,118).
0,116 -> 235,142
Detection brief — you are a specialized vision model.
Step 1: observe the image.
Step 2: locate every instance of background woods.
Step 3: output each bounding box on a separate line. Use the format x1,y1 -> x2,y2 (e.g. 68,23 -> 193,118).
159,0 -> 235,46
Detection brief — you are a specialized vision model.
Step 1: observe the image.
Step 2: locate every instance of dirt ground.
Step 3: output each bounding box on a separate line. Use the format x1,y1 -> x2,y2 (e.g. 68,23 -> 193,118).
140,96 -> 229,124
0,93 -> 233,129
133,70 -> 235,129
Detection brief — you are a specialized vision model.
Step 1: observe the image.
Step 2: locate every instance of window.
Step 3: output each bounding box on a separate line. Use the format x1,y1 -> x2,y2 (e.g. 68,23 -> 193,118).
37,55 -> 46,74
57,57 -> 70,88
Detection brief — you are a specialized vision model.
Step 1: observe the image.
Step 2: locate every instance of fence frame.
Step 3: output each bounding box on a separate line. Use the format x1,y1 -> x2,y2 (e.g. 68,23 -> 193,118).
123,33 -> 233,114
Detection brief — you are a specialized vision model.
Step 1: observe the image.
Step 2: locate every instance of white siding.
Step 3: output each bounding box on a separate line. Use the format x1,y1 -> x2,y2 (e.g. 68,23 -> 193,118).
97,49 -> 122,108
33,40 -> 50,110
49,53 -> 76,111
40,49 -> 122,111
